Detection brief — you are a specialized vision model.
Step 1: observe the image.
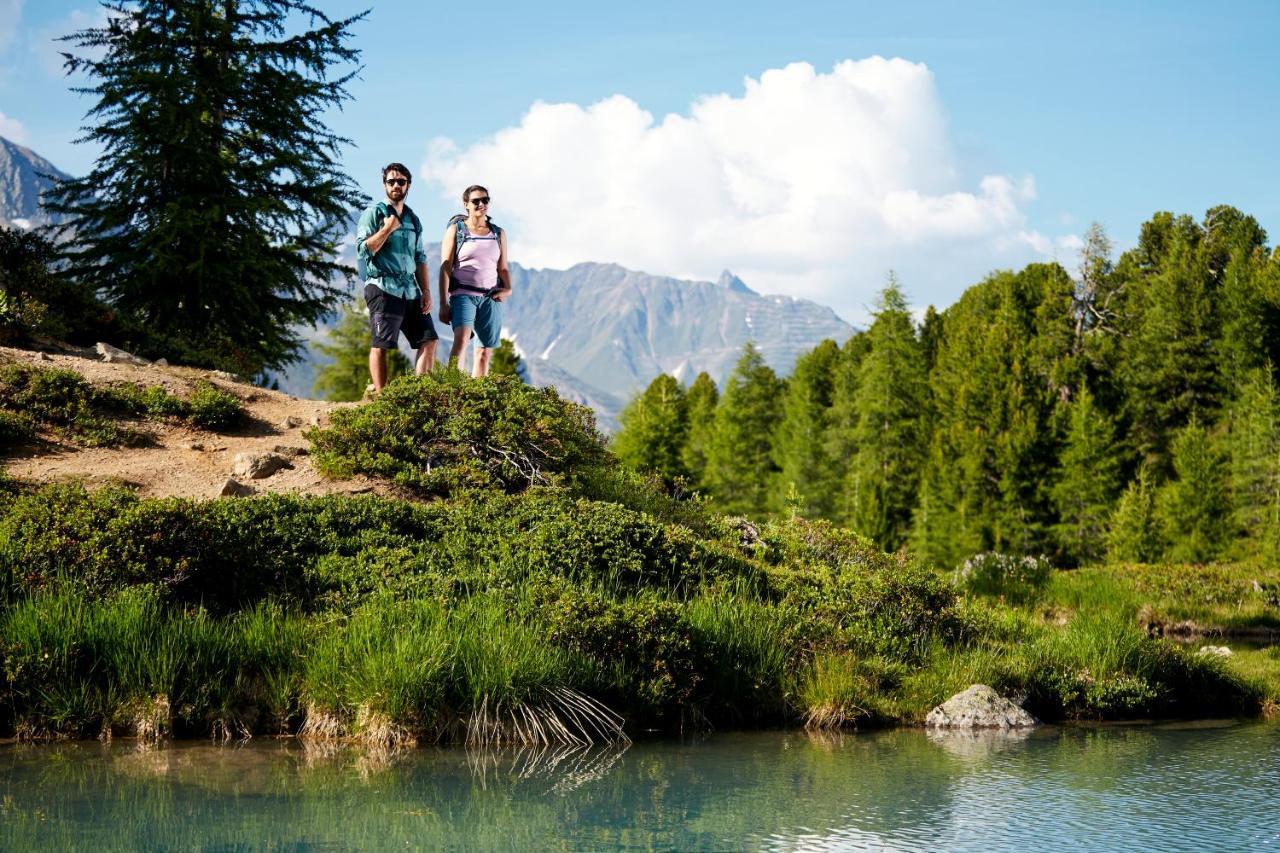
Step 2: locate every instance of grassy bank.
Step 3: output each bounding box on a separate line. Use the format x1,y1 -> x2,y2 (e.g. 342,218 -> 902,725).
0,369 -> 1269,745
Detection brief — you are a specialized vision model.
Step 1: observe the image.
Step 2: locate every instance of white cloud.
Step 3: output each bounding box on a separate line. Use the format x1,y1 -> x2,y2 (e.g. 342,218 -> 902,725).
423,58 -> 1067,322
0,110 -> 27,143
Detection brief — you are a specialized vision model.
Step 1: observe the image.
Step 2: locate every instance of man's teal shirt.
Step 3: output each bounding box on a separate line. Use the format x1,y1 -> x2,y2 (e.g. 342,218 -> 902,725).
356,202 -> 426,300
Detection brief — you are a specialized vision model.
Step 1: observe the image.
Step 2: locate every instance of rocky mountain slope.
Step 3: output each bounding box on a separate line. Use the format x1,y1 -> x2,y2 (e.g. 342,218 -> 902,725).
0,135 -> 71,229
279,248 -> 856,429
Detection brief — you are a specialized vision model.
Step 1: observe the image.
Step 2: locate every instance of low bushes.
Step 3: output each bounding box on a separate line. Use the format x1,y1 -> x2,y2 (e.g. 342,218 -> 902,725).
308,370 -> 608,496
0,363 -> 246,449
0,480 -> 1266,741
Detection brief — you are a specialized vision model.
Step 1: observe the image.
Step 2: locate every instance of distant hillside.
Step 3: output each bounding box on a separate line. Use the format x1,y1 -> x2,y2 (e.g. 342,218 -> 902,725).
0,136 -> 71,229
279,247 -> 856,429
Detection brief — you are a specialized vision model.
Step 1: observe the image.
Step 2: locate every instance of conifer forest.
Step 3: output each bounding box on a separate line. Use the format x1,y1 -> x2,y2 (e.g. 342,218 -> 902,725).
613,207 -> 1280,569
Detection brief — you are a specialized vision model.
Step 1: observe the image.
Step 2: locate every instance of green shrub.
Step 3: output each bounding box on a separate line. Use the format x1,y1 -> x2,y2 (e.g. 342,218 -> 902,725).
186,381 -> 245,430
0,409 -> 34,448
958,552 -> 1054,602
308,370 -> 607,496
535,579 -> 699,711
0,363 -> 141,446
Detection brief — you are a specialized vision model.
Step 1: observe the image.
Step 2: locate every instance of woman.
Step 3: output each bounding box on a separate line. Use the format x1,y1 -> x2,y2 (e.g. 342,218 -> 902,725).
438,185 -> 511,377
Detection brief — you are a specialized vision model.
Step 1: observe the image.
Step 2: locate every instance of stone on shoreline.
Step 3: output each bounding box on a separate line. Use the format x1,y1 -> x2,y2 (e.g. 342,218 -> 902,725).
926,684 -> 1039,729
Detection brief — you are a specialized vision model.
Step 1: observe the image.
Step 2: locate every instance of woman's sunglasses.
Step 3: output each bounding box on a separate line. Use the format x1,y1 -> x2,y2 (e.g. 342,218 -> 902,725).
469,197 -> 490,206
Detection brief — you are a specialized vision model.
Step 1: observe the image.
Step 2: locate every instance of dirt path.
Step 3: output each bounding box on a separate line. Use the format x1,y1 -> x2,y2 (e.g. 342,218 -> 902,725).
1,344 -> 394,499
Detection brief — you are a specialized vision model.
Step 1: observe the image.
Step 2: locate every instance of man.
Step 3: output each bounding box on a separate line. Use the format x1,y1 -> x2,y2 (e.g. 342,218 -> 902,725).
355,163 -> 437,392
439,184 -> 511,377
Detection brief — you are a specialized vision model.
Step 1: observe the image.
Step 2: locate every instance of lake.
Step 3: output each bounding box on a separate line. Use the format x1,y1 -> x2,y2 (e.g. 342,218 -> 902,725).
1,722 -> 1276,850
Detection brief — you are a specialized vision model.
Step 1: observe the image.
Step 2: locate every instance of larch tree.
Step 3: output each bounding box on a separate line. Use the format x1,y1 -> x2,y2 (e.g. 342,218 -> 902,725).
312,302 -> 409,402
612,373 -> 689,484
1050,385 -> 1122,565
681,371 -> 719,489
704,343 -> 784,516
46,0 -> 365,377
772,339 -> 842,518
846,279 -> 927,550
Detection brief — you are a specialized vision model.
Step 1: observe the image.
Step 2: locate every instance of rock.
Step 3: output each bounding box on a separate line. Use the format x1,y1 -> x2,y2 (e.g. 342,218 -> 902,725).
36,352 -> 52,361
182,441 -> 206,451
218,478 -> 256,497
926,684 -> 1039,729
733,518 -> 761,548
1198,645 -> 1233,658
95,342 -> 151,366
154,358 -> 169,367
309,415 -> 323,427
232,452 -> 293,480
272,445 -> 308,458
279,415 -> 303,430
206,370 -> 239,382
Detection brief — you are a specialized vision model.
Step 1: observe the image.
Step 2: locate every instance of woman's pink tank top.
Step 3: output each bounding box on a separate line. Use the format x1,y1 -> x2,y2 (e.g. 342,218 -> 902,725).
452,224 -> 500,294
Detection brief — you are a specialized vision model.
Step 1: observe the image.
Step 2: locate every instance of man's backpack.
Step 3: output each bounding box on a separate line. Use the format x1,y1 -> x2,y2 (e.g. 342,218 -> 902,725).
448,213 -> 502,261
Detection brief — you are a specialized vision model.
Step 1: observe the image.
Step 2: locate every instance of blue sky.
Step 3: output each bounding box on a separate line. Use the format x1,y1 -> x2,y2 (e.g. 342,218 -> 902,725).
1,0 -> 1277,322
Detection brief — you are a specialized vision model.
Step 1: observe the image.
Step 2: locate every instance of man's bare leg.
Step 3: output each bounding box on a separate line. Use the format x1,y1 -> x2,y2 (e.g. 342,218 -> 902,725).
474,346 -> 493,378
449,327 -> 472,373
416,340 -> 437,374
368,347 -> 388,391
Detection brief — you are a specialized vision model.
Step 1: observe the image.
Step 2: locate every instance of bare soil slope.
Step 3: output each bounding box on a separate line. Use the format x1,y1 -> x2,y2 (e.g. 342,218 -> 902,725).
0,345 -> 392,499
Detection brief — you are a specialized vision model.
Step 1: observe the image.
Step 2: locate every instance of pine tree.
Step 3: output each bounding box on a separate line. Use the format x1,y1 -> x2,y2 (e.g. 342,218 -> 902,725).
612,373 -> 689,483
846,280 -> 927,549
823,331 -> 871,520
1107,464 -> 1161,563
1224,367 -> 1280,560
772,339 -> 841,518
1050,385 -> 1122,565
1118,213 -> 1224,469
1157,418 -> 1230,563
912,265 -> 1071,566
704,343 -> 784,516
681,372 -> 719,488
313,303 -> 410,401
490,339 -> 527,381
46,0 -> 365,376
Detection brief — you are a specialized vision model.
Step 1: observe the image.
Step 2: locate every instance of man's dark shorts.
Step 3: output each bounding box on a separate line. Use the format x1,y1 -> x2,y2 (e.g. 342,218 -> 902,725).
364,283 -> 438,349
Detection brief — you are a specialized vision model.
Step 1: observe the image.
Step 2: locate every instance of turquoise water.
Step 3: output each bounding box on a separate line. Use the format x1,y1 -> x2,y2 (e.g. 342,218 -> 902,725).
1,723 -> 1277,850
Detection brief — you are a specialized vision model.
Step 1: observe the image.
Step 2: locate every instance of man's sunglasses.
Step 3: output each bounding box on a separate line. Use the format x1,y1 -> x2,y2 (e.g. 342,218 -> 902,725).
469,197 -> 490,206
385,178 -> 409,187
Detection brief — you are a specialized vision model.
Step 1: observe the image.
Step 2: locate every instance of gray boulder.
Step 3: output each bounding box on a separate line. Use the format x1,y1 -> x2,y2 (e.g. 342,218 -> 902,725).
232,452 -> 292,480
926,684 -> 1039,729
218,478 -> 256,497
95,342 -> 151,366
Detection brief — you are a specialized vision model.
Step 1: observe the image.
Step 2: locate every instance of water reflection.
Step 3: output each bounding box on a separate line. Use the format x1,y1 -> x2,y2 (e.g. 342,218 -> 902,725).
0,724 -> 1277,850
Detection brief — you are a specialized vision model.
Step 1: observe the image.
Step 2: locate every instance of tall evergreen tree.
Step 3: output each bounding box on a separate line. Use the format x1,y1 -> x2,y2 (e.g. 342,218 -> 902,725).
1107,464 -> 1161,563
912,264 -> 1073,566
1050,385 -> 1122,565
772,339 -> 842,518
822,331 -> 871,520
1157,418 -> 1230,563
612,373 -> 689,483
313,303 -> 410,401
1225,367 -> 1280,560
846,280 -> 927,549
704,343 -> 784,516
46,0 -> 365,376
681,371 -> 719,488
